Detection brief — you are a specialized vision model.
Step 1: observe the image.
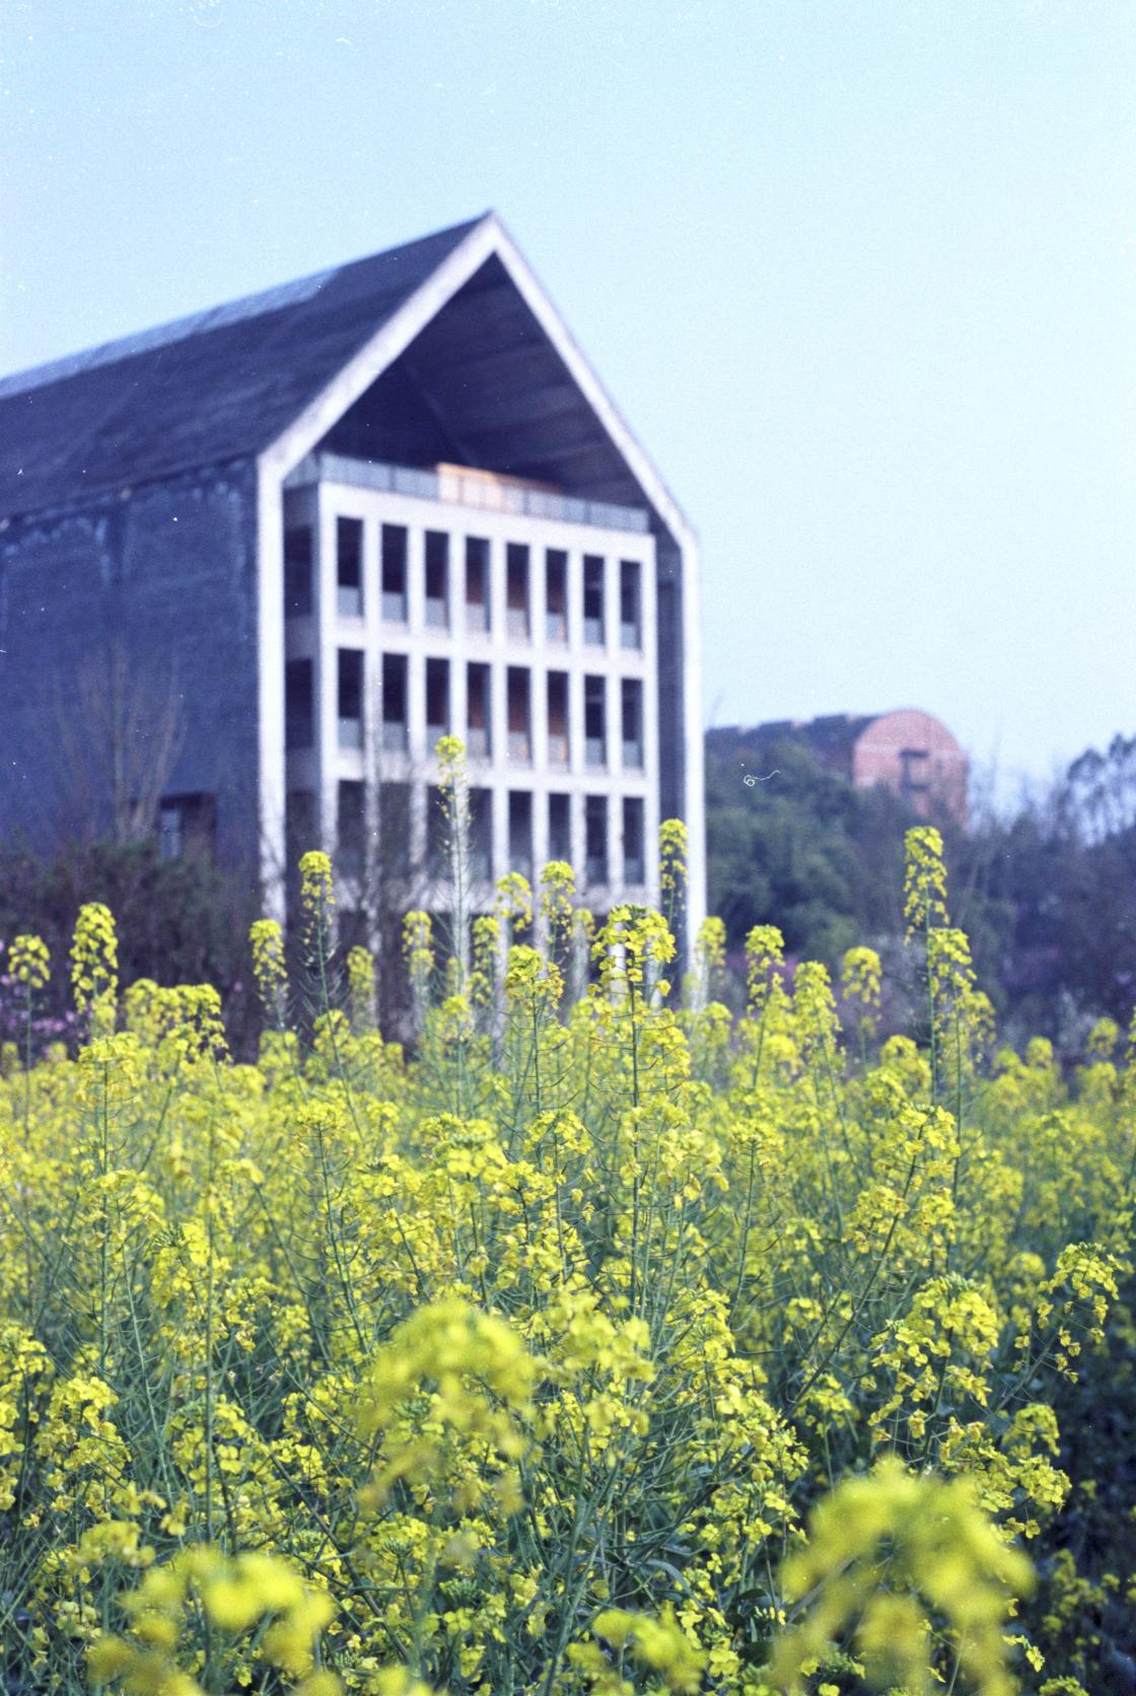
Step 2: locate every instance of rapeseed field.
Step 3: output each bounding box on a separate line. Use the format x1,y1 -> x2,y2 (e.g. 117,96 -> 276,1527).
0,768 -> 1131,1696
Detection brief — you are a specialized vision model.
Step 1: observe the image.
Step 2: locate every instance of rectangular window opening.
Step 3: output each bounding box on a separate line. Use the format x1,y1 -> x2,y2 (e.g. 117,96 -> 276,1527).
509,791 -> 533,879
379,781 -> 412,878
548,792 -> 571,864
621,677 -> 644,769
426,783 -> 447,878
286,658 -> 314,751
584,675 -> 606,769
547,671 -> 569,767
158,793 -> 216,862
425,531 -> 449,629
469,787 -> 492,883
426,657 -> 450,747
284,525 -> 313,618
338,779 -> 366,878
583,555 -> 605,645
585,795 -> 608,886
467,662 -> 491,760
506,543 -> 530,640
622,796 -> 645,885
337,517 -> 363,617
285,788 -> 317,868
620,560 -> 641,649
381,653 -> 408,752
381,524 -> 408,622
545,549 -> 568,642
507,666 -> 531,763
465,536 -> 490,633
338,649 -> 364,749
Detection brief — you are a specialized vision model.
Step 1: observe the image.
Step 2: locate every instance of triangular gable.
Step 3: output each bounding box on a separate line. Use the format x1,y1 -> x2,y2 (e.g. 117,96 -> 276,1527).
261,214 -> 695,552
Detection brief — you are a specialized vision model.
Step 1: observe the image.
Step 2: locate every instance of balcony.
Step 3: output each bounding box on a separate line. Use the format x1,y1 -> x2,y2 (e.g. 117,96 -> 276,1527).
284,452 -> 651,535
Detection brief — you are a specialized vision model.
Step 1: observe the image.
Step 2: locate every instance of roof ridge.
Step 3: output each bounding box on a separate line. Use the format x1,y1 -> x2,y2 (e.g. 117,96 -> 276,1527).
0,213 -> 490,402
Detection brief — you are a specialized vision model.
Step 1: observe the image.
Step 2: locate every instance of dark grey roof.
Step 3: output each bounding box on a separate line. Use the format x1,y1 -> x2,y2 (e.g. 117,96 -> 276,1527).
0,215 -> 487,519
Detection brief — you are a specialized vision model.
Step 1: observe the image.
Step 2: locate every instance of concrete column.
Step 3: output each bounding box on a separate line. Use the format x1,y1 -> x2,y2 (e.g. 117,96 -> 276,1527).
314,488 -> 338,854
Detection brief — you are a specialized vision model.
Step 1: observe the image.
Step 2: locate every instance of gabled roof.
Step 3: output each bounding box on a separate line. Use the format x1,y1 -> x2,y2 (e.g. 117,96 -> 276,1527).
0,216 -> 486,519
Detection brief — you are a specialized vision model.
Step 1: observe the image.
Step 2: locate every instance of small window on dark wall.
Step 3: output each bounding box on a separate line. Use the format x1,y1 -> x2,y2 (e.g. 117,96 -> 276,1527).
337,517 -> 363,617
286,658 -> 314,750
158,793 -> 216,861
284,526 -> 313,618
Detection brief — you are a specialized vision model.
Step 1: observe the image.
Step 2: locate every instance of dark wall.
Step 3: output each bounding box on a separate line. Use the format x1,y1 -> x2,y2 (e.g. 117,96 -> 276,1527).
0,460 -> 261,878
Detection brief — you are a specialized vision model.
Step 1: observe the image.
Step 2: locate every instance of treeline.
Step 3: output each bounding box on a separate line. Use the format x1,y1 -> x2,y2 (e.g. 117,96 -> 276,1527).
706,727 -> 1136,1051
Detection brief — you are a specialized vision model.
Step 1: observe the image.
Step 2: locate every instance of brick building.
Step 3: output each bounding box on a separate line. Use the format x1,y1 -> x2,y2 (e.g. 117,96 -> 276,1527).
711,709 -> 969,822
0,214 -> 706,946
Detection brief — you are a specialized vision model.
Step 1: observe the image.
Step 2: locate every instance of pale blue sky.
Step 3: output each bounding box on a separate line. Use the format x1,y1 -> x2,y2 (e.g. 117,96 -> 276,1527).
3,0 -> 1134,803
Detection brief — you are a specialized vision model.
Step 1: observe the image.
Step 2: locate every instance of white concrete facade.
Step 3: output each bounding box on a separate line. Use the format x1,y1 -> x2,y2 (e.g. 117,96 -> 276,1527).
254,213 -> 706,947
279,458 -> 660,924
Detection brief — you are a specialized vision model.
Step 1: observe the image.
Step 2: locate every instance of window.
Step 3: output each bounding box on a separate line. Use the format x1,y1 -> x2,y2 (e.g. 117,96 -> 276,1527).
284,525 -> 313,618
465,536 -> 490,633
506,543 -> 530,639
467,662 -> 491,759
425,531 -> 449,628
621,678 -> 644,769
379,781 -> 412,877
546,549 -> 568,642
585,795 -> 608,885
426,658 -> 449,746
381,653 -> 408,751
900,748 -> 931,796
619,560 -> 641,648
338,649 -> 363,749
338,779 -> 366,878
509,791 -> 533,878
547,671 -> 569,767
548,792 -> 571,863
426,784 -> 447,878
507,666 -> 531,763
381,524 -> 408,622
337,517 -> 363,617
286,788 -> 316,867
285,658 -> 314,750
584,675 -> 606,769
469,787 -> 492,882
583,555 -> 605,645
158,793 -> 215,862
622,797 -> 645,884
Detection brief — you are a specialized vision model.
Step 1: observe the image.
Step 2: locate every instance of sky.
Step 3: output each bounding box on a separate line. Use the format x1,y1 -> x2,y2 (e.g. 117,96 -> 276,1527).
2,0 -> 1134,807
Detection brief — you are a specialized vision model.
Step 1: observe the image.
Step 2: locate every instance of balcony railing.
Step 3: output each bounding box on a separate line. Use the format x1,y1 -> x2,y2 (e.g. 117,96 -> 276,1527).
508,730 -> 531,763
621,620 -> 641,649
382,722 -> 408,752
466,599 -> 490,633
546,609 -> 568,642
425,597 -> 448,629
585,737 -> 606,769
548,732 -> 569,767
285,452 -> 651,534
506,606 -> 529,640
338,586 -> 363,618
338,718 -> 363,750
466,725 -> 491,759
382,590 -> 407,623
622,739 -> 644,770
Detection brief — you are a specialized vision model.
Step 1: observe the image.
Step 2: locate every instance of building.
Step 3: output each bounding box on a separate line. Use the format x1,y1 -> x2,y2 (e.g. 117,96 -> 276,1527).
0,214 -> 706,946
709,709 -> 969,822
